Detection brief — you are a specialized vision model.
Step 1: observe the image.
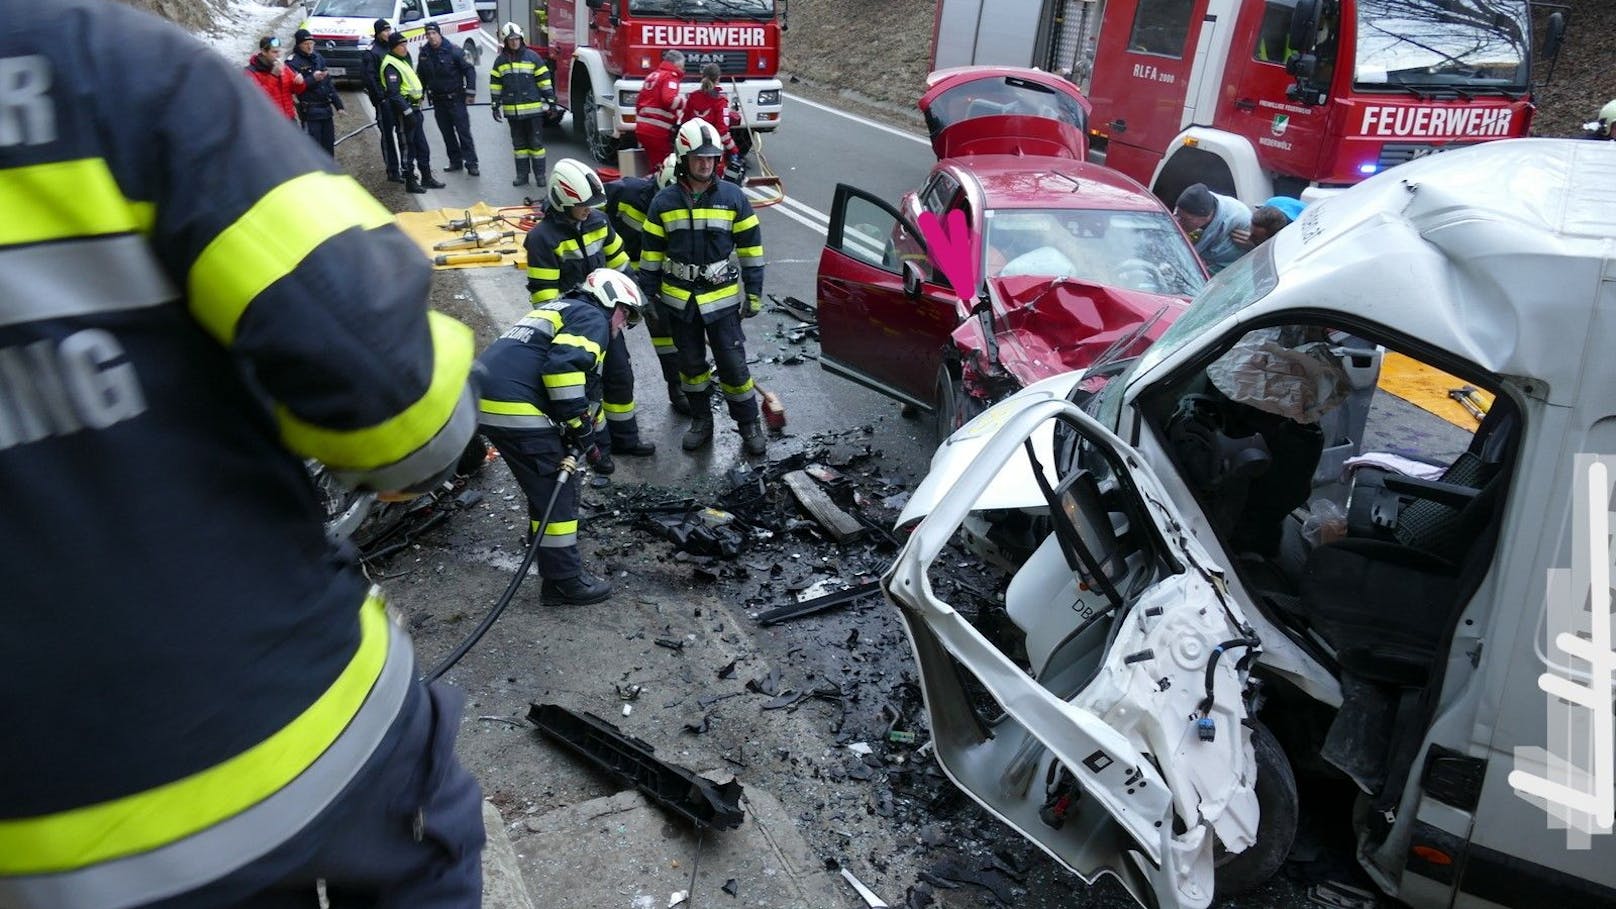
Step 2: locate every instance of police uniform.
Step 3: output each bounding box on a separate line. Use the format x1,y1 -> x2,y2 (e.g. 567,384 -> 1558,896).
289,40 -> 346,156
476,295 -> 611,583
490,44 -> 555,186
0,2 -> 484,905
380,40 -> 440,190
361,24 -> 401,180
639,177 -> 765,428
524,207 -> 651,455
605,175 -> 681,394
417,25 -> 479,173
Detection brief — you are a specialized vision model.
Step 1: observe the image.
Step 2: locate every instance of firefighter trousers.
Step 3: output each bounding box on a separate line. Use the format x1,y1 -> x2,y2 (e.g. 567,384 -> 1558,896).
597,330 -> 647,452
480,426 -> 582,580
639,302 -> 681,387
508,116 -> 546,183
134,682 -> 483,909
431,95 -> 478,168
376,101 -> 401,179
667,306 -> 759,424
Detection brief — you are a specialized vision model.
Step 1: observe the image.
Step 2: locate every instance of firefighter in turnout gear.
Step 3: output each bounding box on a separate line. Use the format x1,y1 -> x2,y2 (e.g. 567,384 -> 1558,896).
477,270 -> 647,605
490,21 -> 555,187
0,1 -> 486,904
380,32 -> 445,193
639,119 -> 767,456
362,18 -> 402,182
525,159 -> 655,468
605,153 -> 686,415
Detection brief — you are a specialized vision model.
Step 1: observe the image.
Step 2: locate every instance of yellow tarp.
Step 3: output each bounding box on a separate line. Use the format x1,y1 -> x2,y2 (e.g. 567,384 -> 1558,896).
395,202 -> 534,271
1378,352 -> 1494,430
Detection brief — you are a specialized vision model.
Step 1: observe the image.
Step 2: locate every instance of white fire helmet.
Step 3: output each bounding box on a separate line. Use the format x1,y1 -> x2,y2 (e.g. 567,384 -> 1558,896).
582,268 -> 645,327
548,158 -> 606,210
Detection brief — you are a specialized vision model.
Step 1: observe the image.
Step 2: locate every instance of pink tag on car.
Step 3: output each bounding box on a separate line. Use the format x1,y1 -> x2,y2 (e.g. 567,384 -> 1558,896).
917,208 -> 980,303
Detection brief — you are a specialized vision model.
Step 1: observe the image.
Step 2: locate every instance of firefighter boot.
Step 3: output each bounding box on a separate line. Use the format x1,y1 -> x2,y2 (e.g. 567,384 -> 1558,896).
738,420 -> 767,457
419,167 -> 447,190
541,570 -> 612,605
682,392 -> 714,451
668,381 -> 691,417
512,158 -> 530,187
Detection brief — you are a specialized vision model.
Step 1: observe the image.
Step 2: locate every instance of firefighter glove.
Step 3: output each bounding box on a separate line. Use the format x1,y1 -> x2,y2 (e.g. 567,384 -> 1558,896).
560,417 -> 593,451
743,292 -> 763,319
492,106 -> 504,122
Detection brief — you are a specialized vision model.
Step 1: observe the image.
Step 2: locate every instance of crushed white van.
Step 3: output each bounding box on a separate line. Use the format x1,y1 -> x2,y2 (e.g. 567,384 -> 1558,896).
887,139 -> 1616,909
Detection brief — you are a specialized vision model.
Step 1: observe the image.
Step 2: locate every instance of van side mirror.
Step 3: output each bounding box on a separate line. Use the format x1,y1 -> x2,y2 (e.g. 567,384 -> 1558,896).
1543,10 -> 1566,61
779,0 -> 789,31
902,260 -> 926,299
1287,0 -> 1321,56
400,8 -> 423,22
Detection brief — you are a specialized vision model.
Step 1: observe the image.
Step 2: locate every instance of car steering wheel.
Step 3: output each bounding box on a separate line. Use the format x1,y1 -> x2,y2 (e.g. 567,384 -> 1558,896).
1113,258 -> 1165,292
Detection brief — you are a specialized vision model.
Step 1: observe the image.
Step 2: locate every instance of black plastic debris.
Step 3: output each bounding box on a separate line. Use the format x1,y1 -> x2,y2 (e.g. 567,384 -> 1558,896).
716,659 -> 739,680
746,668 -> 782,697
647,507 -> 747,559
721,878 -> 739,898
782,471 -> 864,542
755,581 -> 881,626
768,293 -> 818,324
655,638 -> 686,652
528,703 -> 744,830
922,860 -> 1017,905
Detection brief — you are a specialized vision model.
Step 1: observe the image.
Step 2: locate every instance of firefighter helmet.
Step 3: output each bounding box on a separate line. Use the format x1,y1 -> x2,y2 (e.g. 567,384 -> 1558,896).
655,153 -> 679,189
1600,100 -> 1616,135
675,118 -> 725,160
582,268 -> 645,326
548,158 -> 606,209
498,21 -> 525,43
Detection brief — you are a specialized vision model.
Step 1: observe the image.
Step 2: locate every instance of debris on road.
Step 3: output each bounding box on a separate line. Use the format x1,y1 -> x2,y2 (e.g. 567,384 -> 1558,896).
768,293 -> 818,324
528,704 -> 745,830
782,470 -> 864,542
721,878 -> 739,897
754,581 -> 881,626
839,866 -> 891,908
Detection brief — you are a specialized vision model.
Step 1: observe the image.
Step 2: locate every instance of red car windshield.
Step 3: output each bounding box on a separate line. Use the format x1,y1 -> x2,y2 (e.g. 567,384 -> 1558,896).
984,209 -> 1207,297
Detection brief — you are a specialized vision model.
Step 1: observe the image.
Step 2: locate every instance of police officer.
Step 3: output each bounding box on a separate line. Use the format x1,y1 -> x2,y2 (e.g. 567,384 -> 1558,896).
605,153 -> 686,415
490,21 -> 555,187
288,27 -> 345,156
639,119 -> 767,456
380,31 -> 446,194
362,18 -> 402,182
527,159 -> 656,468
1,1 -> 485,904
477,269 -> 647,605
417,20 -> 479,175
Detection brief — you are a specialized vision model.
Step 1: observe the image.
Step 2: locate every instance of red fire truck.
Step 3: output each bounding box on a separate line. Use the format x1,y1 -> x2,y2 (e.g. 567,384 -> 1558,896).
494,0 -> 786,164
931,0 -> 1566,205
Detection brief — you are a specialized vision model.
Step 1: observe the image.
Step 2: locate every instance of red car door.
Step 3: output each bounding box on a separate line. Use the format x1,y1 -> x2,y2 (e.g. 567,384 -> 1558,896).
817,184 -> 961,409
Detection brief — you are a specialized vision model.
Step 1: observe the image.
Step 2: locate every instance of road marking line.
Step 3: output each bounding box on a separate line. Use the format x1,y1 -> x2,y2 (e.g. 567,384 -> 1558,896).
745,188 -> 830,230
784,92 -> 929,147
752,194 -> 827,236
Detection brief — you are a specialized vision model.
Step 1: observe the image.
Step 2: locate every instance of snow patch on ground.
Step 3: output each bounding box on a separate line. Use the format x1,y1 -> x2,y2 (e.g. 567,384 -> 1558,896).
197,1 -> 306,66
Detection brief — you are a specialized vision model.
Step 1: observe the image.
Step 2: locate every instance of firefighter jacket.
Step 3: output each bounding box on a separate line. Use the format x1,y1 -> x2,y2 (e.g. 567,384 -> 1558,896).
679,87 -> 739,155
524,207 -> 630,306
639,178 -> 764,322
245,51 -> 306,120
604,175 -> 658,261
0,2 -> 478,905
490,47 -> 554,120
380,50 -> 425,118
476,294 -> 610,432
289,47 -> 345,120
635,60 -> 684,134
362,36 -> 389,103
417,39 -> 475,100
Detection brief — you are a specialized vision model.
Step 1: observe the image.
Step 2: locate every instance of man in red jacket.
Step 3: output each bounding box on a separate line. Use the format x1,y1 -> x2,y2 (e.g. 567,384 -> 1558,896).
246,35 -> 306,120
634,49 -> 685,170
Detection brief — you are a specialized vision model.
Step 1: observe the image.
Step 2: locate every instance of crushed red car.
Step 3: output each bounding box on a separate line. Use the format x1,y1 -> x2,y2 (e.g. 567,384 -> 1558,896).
816,66 -> 1208,438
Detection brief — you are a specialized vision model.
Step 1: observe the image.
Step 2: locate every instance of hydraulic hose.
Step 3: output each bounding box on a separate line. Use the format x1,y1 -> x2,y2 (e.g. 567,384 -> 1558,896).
422,454 -> 578,682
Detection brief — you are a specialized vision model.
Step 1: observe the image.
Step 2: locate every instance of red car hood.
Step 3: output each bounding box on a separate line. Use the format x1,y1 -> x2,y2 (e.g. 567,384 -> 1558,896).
952,276 -> 1187,388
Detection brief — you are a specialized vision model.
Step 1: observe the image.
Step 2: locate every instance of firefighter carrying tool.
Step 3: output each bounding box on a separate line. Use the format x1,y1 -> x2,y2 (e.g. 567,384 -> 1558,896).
0,2 -> 485,905
639,119 -> 767,456
525,158 -> 655,467
605,152 -> 686,415
476,269 -> 648,605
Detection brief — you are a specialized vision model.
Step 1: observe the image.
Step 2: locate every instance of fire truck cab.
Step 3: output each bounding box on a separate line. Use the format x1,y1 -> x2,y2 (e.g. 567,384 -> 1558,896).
496,0 -> 785,164
933,0 -> 1565,206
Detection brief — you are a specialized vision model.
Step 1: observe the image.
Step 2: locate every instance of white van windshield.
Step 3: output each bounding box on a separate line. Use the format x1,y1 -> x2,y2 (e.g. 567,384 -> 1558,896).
314,0 -> 396,17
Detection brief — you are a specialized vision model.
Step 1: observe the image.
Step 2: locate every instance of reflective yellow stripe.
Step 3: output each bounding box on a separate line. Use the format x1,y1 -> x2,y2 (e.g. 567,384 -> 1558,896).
643,221 -> 666,238
188,172 -> 391,345
606,248 -> 629,269
527,266 -> 561,280
0,595 -> 391,874
478,398 -> 545,416
553,332 -> 602,360
530,287 -> 560,303
734,214 -> 759,233
652,337 -> 676,349
735,245 -> 764,259
543,371 -> 587,388
0,158 -> 155,247
617,203 -> 647,227
720,378 -> 756,395
641,250 -> 666,263
691,208 -> 737,222
544,520 -> 578,536
603,401 -> 635,414
278,311 -> 473,470
529,309 -> 564,330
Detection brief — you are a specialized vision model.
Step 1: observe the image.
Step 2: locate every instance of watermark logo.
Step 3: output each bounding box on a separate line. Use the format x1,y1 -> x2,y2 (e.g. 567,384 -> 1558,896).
1507,454 -> 1616,846
917,208 -> 979,307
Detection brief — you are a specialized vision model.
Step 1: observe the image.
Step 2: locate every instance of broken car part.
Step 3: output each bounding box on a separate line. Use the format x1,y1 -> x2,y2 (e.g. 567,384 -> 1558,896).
528,703 -> 745,830
839,867 -> 891,908
754,580 -> 881,626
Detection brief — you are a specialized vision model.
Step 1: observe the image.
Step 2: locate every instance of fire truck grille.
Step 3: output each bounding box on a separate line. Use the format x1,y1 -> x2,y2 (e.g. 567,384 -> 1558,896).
680,51 -> 750,76
1377,141 -> 1480,170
